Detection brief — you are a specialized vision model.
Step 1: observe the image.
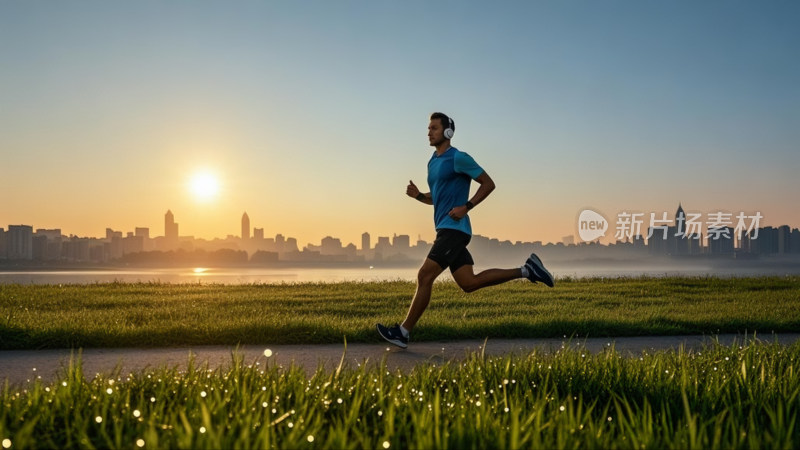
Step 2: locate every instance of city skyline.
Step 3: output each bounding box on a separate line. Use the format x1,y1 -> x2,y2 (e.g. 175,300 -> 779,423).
2,2 -> 799,248
0,204 -> 800,253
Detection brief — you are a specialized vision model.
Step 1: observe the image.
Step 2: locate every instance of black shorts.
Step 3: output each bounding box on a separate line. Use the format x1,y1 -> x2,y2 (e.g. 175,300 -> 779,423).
427,229 -> 474,273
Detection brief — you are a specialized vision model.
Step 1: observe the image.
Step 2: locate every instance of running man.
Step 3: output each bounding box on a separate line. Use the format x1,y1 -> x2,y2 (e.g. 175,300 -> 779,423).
376,112 -> 554,348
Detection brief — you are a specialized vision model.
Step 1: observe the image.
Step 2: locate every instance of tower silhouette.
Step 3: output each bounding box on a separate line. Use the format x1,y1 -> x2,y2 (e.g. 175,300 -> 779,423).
241,212 -> 250,240
675,203 -> 686,237
165,210 -> 178,240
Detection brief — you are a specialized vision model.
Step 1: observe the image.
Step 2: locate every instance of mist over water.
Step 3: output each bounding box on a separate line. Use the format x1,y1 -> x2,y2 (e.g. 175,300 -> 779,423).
2,258 -> 799,285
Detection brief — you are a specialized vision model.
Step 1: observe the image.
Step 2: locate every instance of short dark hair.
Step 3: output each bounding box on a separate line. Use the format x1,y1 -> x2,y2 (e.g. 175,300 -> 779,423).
430,112 -> 454,133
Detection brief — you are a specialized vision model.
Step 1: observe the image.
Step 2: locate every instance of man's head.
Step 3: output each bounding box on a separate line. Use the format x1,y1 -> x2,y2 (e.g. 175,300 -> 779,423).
428,112 -> 455,148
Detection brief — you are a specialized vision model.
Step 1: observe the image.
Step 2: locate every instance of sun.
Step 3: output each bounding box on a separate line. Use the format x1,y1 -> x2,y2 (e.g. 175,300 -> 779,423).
189,171 -> 220,202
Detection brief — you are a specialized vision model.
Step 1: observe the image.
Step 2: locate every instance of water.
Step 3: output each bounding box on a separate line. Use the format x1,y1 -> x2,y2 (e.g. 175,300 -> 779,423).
1,261 -> 798,285
0,267 -> 423,285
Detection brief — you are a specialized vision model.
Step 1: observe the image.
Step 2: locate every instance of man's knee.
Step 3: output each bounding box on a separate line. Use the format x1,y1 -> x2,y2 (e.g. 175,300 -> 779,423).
417,266 -> 440,285
453,268 -> 479,293
457,279 -> 479,293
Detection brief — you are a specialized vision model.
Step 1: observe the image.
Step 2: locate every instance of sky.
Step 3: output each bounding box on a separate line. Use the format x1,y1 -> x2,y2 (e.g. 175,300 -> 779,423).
1,1 -> 799,248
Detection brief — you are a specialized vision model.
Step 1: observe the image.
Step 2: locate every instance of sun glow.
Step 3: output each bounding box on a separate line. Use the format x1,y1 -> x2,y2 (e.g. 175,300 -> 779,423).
189,171 -> 220,202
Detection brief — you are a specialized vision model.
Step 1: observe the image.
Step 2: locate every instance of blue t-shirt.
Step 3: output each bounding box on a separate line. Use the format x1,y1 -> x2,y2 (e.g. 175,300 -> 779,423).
427,147 -> 485,235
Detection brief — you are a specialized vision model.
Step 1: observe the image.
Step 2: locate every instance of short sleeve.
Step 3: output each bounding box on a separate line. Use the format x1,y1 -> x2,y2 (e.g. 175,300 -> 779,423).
454,151 -> 484,180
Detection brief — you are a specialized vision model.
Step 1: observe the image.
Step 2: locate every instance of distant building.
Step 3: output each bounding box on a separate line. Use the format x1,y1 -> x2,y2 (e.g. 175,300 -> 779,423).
8,225 -> 34,260
778,225 -> 791,255
135,227 -> 150,239
375,236 -> 391,252
63,236 -> 93,262
672,204 -> 690,256
31,229 -> 62,261
647,204 -> 702,256
320,236 -> 343,255
32,235 -> 48,260
0,227 -> 6,258
106,228 -> 122,240
708,227 -> 735,255
362,232 -> 370,251
285,237 -> 299,253
253,227 -> 264,241
393,234 -> 410,250
241,212 -> 250,241
108,230 -> 124,260
123,233 -> 144,255
750,227 -> 779,255
647,225 -> 669,255
36,229 -> 62,240
164,210 -> 179,248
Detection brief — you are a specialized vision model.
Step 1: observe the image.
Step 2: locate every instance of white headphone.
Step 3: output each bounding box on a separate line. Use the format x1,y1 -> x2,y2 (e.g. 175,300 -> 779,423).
443,116 -> 454,139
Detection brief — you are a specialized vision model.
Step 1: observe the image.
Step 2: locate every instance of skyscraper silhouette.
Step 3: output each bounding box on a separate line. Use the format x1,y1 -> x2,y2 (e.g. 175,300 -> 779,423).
241,212 -> 250,241
362,232 -> 371,251
165,210 -> 178,240
675,203 -> 686,237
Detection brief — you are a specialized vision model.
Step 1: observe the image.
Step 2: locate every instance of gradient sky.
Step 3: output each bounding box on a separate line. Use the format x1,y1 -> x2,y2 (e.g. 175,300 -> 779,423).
2,1 -> 798,247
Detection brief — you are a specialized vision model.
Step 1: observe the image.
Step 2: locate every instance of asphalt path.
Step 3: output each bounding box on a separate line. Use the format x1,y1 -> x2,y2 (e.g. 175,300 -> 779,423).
2,333 -> 799,389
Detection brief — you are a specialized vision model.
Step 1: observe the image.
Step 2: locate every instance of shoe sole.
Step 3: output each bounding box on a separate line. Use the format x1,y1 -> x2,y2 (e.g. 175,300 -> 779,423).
527,254 -> 555,288
376,324 -> 408,349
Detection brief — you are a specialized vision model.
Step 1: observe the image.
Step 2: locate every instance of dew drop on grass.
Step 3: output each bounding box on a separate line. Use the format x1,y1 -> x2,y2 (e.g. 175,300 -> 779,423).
95,416 -> 102,424
264,349 -> 273,358
136,439 -> 145,448
199,427 -> 206,434
2,439 -> 11,449
307,435 -> 314,443
383,441 -> 391,448
133,410 -> 141,418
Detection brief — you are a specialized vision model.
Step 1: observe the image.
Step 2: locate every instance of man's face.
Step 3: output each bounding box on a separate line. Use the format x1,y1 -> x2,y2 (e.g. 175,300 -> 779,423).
428,119 -> 446,147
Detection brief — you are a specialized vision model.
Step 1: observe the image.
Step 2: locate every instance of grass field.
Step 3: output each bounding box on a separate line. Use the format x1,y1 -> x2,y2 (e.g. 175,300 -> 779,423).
1,276 -> 799,349
1,340 -> 798,449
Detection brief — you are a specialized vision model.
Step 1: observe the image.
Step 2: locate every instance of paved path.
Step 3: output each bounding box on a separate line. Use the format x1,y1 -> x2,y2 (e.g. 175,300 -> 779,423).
2,333 -> 799,389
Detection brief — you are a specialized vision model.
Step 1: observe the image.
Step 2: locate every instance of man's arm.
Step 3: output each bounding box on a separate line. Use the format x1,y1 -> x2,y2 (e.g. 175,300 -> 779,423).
467,172 -> 495,207
407,180 -> 433,205
448,172 -> 495,220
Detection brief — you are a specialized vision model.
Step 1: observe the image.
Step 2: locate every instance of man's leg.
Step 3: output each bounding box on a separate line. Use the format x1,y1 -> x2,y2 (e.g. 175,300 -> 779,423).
452,265 -> 523,293
401,258 -> 445,332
